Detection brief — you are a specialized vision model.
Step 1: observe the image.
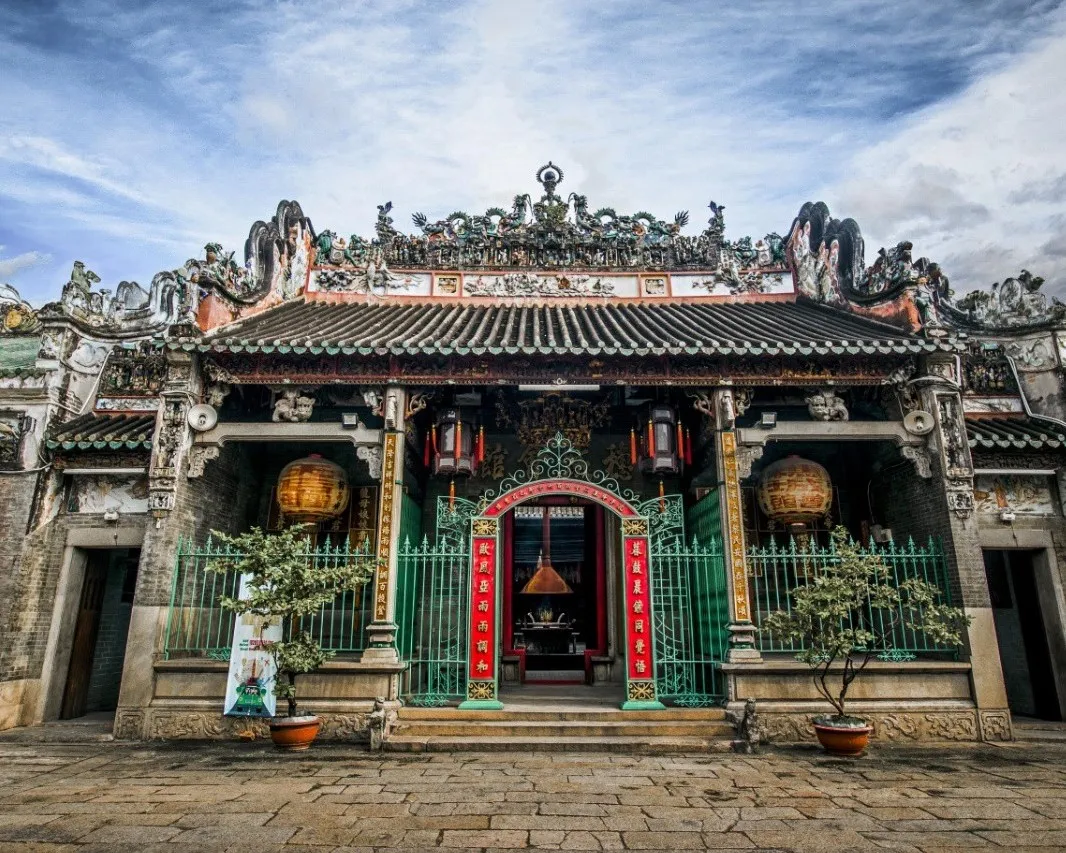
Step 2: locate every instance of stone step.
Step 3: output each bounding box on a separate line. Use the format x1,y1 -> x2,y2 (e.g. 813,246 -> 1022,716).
384,735 -> 733,754
397,707 -> 728,723
392,719 -> 736,739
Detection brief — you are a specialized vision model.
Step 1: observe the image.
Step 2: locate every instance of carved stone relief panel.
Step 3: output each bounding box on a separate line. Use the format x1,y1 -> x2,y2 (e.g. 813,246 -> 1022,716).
934,394 -> 973,480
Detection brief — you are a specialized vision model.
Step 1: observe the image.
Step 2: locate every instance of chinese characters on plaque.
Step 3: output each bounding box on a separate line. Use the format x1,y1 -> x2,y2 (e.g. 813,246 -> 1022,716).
468,535 -> 497,684
623,535 -> 653,681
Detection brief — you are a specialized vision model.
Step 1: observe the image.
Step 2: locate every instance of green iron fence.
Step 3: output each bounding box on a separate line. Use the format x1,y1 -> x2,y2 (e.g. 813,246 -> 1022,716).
747,535 -> 958,658
163,534 -> 374,660
650,536 -> 730,705
641,491 -> 730,706
395,534 -> 471,705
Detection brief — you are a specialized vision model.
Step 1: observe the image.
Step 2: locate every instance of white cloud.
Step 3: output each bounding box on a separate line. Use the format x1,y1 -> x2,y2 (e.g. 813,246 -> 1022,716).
828,17 -> 1066,296
1,0 -> 1064,306
0,248 -> 51,281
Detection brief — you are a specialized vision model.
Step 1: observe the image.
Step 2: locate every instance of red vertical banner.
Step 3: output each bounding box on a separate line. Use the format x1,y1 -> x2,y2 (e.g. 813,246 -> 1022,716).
622,534 -> 653,682
468,534 -> 498,692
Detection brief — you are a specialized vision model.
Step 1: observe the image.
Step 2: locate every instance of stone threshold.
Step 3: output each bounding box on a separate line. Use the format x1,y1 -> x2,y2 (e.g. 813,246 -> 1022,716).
154,656 -> 406,675
720,658 -> 972,675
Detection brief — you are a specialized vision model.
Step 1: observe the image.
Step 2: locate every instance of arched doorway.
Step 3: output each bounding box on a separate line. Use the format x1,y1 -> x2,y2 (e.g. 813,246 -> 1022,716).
396,433 -> 729,712
460,449 -> 661,711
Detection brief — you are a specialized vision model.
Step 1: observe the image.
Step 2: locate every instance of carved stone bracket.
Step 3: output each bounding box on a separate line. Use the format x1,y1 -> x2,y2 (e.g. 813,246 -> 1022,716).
901,445 -> 932,479
735,444 -> 764,480
187,445 -> 220,479
357,444 -> 383,480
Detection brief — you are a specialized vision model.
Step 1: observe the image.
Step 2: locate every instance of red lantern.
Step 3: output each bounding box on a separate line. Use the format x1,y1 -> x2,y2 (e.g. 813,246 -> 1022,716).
433,408 -> 474,476
640,405 -> 680,475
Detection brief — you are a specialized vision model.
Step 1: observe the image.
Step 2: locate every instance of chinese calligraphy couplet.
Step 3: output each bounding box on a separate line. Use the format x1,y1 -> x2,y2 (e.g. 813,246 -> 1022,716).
468,535 -> 497,686
623,534 -> 652,681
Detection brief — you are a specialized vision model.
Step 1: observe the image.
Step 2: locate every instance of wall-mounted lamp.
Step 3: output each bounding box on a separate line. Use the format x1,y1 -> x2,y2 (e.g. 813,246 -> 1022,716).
999,508 -> 1016,524
759,411 -> 778,429
341,412 -> 360,429
103,509 -> 120,523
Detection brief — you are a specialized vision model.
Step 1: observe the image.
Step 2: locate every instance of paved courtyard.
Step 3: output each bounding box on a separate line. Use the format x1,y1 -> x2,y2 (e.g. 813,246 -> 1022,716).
0,739 -> 1064,853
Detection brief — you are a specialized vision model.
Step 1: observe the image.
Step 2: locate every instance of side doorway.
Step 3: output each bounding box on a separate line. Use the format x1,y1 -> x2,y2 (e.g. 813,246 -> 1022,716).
983,549 -> 1063,721
59,548 -> 140,719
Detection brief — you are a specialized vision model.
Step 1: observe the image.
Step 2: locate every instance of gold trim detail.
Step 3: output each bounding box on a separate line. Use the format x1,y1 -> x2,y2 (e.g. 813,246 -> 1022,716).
472,518 -> 498,536
622,518 -> 649,536
720,430 -> 750,621
467,680 -> 496,700
627,680 -> 656,701
373,432 -> 399,621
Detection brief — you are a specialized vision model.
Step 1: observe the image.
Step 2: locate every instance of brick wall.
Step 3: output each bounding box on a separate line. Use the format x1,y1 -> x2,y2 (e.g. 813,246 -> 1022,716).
0,472 -> 38,662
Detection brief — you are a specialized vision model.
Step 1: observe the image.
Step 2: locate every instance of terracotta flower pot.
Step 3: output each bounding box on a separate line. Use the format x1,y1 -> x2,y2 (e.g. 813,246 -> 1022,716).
269,715 -> 321,751
814,722 -> 872,756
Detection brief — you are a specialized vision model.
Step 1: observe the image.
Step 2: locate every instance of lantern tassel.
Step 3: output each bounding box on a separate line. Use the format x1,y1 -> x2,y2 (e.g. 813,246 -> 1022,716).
449,478 -> 456,510
629,427 -> 638,466
423,431 -> 431,467
647,418 -> 654,457
676,421 -> 685,465
477,425 -> 485,468
658,480 -> 666,513
685,428 -> 693,465
431,424 -> 438,455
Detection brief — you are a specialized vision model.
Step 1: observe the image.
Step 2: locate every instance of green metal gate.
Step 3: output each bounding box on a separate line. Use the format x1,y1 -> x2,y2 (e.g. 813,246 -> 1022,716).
395,496 -> 472,705
647,492 -> 730,705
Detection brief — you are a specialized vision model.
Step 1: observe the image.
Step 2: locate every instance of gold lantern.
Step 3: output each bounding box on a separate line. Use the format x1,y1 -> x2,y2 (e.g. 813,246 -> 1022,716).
276,454 -> 350,524
756,455 -> 832,526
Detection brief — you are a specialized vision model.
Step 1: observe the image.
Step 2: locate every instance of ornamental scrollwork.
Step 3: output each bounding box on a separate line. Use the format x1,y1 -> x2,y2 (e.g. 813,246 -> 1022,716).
480,432 -> 638,507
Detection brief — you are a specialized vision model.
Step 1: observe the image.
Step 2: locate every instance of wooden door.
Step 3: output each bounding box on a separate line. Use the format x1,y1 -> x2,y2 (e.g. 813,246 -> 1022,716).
60,553 -> 108,719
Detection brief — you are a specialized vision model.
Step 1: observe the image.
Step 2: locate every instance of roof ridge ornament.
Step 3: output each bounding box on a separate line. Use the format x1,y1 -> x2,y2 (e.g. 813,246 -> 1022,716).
536,161 -> 563,199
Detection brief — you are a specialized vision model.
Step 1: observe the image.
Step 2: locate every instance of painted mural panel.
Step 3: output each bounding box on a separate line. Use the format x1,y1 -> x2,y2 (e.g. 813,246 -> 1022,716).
973,474 -> 1055,516
67,474 -> 150,514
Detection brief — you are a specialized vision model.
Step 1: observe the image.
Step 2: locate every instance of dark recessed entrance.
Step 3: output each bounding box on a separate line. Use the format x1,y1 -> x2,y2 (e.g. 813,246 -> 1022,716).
984,549 -> 1062,721
503,502 -> 606,684
60,548 -> 140,720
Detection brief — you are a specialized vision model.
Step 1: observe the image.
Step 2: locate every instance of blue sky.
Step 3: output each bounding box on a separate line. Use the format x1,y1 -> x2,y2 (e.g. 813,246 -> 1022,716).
2,0 -> 1065,303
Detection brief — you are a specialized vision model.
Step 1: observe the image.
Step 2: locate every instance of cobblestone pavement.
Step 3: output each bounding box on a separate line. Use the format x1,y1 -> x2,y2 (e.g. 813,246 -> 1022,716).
0,740 -> 1064,852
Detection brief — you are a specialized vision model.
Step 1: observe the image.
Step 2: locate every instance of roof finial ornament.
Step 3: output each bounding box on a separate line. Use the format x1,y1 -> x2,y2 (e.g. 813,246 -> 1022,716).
536,161 -> 564,199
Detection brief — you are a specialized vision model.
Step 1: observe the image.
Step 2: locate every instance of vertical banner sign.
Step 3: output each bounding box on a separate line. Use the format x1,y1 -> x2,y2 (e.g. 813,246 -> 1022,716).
720,430 -> 750,622
223,575 -> 281,717
462,516 -> 502,707
623,534 -> 653,681
373,433 -> 398,623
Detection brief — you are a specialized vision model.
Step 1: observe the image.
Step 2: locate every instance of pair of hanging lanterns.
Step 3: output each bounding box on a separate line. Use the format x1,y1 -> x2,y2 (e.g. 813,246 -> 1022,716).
629,404 -> 692,475
424,408 -> 485,477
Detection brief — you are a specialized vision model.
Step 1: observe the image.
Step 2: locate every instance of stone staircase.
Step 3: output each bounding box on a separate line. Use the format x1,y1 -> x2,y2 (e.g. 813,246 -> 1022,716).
385,706 -> 736,753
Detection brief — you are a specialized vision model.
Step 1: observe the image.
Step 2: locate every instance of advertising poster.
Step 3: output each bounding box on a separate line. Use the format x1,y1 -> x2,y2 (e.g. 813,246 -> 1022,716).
223,576 -> 281,717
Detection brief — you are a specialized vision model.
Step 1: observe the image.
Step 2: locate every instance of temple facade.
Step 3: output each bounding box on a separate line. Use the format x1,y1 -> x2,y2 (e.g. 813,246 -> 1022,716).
1,162 -> 1064,744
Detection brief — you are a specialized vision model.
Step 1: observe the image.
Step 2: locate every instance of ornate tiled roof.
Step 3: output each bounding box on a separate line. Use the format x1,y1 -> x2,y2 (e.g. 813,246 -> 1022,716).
187,299 -> 948,357
47,413 -> 154,451
966,416 -> 1066,451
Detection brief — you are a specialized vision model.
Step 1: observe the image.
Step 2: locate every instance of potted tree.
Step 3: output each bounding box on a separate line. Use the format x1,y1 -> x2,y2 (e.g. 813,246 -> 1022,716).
764,526 -> 968,755
207,525 -> 377,751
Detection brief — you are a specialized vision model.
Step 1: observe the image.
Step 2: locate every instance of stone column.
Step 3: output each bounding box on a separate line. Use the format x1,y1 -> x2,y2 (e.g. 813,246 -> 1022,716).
363,385 -> 406,663
713,389 -> 762,663
919,354 -> 1012,741
114,351 -> 198,740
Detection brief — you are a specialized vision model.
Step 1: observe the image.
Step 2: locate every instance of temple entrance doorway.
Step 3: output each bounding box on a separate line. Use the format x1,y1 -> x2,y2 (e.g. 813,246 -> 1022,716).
59,548 -> 140,720
984,549 -> 1063,721
502,502 -> 610,689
